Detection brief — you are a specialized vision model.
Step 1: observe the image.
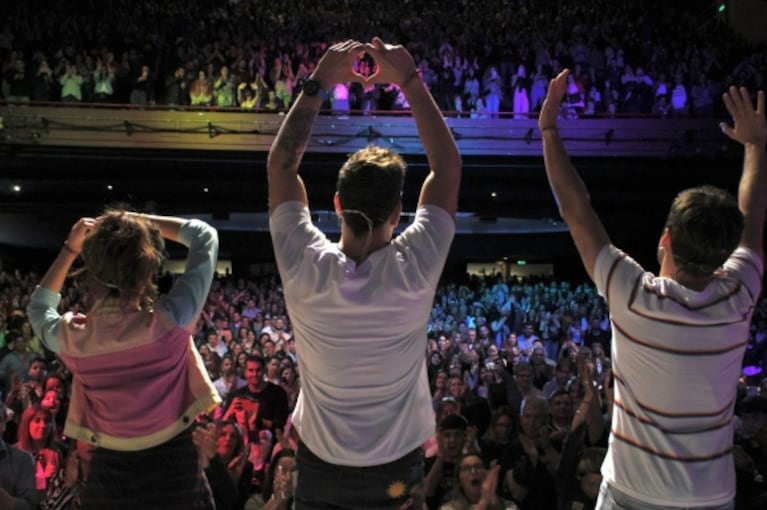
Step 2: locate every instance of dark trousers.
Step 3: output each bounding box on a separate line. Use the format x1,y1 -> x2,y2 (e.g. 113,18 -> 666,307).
295,440 -> 424,510
80,428 -> 215,510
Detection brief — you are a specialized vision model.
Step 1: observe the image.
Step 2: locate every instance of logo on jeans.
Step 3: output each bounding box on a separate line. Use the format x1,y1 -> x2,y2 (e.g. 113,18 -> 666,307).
386,480 -> 407,499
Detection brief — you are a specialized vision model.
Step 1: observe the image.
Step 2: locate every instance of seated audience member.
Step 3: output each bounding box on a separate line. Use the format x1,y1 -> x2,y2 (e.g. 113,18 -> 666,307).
244,448 -> 296,510
439,453 -> 518,510
501,397 -> 558,510
39,389 -> 66,442
475,360 -> 512,410
5,356 -> 47,415
0,402 -> 37,509
223,355 -> 290,437
40,439 -> 94,510
556,446 -> 606,510
424,396 -> 461,458
40,373 -> 70,436
425,414 -> 470,510
15,405 -> 62,499
542,358 -> 575,399
431,370 -> 450,410
529,345 -> 554,390
193,421 -> 239,510
548,390 -> 574,452
508,362 -> 543,414
214,354 -> 247,400
479,405 -> 518,465
0,330 -> 35,393
279,364 -> 299,411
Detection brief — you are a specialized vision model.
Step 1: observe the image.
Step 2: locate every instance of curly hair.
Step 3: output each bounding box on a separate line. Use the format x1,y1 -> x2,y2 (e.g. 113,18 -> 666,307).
74,209 -> 166,309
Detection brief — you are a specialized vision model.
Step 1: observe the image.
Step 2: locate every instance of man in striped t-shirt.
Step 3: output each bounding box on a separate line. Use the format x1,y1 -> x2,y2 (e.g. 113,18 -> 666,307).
539,70 -> 766,509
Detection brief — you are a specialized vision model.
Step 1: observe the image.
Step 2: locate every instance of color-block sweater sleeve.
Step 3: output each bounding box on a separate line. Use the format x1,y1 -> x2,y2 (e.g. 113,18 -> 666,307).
27,286 -> 64,354
156,219 -> 219,330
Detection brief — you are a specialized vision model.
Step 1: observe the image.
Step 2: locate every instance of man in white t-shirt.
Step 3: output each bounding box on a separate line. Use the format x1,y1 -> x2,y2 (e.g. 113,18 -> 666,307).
267,37 -> 461,510
540,70 -> 765,509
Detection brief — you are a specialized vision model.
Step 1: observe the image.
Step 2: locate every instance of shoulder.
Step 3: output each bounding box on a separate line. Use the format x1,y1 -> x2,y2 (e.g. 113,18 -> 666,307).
395,205 -> 455,247
264,382 -> 288,398
7,443 -> 34,464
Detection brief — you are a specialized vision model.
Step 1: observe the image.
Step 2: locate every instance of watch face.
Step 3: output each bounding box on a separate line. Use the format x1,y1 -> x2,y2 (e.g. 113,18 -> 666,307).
304,80 -> 320,96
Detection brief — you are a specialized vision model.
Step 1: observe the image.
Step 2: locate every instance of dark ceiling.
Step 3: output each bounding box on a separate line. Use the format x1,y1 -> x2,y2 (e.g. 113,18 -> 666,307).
0,141 -> 747,278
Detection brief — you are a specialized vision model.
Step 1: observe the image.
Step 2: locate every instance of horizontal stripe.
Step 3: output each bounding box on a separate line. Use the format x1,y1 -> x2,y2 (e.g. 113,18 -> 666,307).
611,430 -> 733,462
637,278 -> 742,311
612,320 -> 748,355
614,400 -> 733,434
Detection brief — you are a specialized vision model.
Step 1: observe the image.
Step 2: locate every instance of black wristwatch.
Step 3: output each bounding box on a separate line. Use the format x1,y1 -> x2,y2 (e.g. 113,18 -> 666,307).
303,79 -> 330,100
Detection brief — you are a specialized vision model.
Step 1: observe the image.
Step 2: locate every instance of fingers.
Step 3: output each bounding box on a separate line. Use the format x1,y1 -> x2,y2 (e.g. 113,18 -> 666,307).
720,121 -> 736,140
722,86 -> 742,117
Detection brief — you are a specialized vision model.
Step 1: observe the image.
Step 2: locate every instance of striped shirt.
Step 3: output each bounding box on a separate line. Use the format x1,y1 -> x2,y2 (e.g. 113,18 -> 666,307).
594,245 -> 762,507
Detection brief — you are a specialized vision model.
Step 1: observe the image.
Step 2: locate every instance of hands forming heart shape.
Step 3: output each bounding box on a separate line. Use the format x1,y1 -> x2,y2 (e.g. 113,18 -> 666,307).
311,37 -> 420,90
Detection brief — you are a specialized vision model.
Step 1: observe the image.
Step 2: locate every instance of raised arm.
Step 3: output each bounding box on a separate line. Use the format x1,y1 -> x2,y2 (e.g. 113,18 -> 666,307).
539,69 -> 610,280
365,37 -> 461,219
267,40 -> 365,214
720,86 -> 767,262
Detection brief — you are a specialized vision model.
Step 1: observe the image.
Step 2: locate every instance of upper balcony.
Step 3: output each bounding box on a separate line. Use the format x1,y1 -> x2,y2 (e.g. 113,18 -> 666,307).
0,103 -> 732,159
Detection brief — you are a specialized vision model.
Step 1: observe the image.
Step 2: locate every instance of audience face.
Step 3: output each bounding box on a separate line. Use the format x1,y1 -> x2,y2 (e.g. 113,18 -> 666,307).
28,360 -> 46,381
514,367 -> 533,391
28,410 -> 52,442
555,363 -> 572,385
439,428 -> 465,461
216,423 -> 240,460
273,454 -> 297,496
45,376 -> 65,398
530,347 -> 545,365
448,376 -> 463,398
245,360 -> 263,388
41,390 -> 61,415
493,414 -> 515,443
520,401 -> 546,438
13,335 -> 27,353
457,454 -> 486,503
221,357 -> 234,376
434,371 -> 447,391
281,366 -> 295,385
549,393 -> 573,420
267,357 -> 280,378
579,471 -> 602,501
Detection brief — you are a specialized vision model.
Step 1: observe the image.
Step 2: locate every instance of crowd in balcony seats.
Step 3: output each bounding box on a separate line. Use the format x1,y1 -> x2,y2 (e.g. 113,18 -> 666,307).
1,0 -> 766,117
1,263 -> 766,508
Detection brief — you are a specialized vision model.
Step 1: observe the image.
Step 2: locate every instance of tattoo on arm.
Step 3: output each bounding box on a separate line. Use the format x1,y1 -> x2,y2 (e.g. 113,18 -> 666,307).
273,107 -> 318,173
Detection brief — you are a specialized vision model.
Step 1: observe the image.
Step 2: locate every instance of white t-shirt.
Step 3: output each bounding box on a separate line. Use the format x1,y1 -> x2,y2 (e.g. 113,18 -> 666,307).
270,202 -> 455,466
594,244 -> 763,507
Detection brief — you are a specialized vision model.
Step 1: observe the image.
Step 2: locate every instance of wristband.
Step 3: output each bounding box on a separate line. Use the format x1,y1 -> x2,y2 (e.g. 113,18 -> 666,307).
62,241 -> 80,257
402,69 -> 420,89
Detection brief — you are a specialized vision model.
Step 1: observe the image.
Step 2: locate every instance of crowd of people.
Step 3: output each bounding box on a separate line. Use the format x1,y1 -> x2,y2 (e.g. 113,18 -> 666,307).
1,2 -> 767,509
1,262 -> 766,508
1,0 -> 766,117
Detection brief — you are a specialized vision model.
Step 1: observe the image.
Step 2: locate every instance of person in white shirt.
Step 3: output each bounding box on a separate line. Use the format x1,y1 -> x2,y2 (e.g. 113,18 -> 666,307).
540,69 -> 765,509
267,37 -> 461,510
